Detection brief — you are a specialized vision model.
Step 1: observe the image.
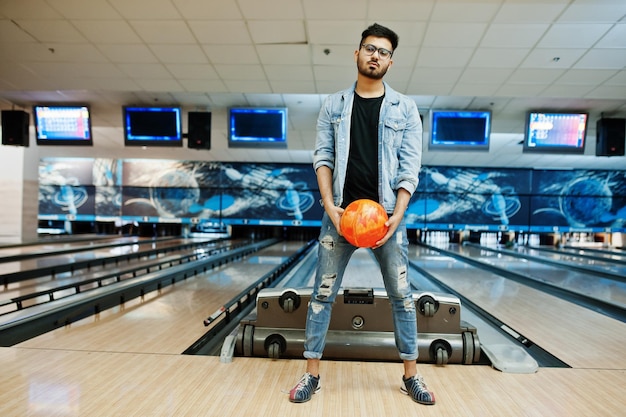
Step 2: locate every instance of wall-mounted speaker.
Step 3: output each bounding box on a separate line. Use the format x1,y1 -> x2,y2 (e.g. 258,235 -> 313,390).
596,118 -> 625,157
187,111 -> 211,149
1,110 -> 30,147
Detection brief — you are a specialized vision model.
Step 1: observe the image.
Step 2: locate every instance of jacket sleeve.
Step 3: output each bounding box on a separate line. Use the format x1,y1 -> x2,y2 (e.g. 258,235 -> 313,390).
313,96 -> 336,173
395,98 -> 422,196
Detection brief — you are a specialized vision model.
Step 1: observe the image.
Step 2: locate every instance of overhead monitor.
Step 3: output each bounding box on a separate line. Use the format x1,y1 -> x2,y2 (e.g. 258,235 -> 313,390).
123,106 -> 182,147
523,111 -> 588,154
34,105 -> 93,146
228,107 -> 288,148
429,110 -> 491,151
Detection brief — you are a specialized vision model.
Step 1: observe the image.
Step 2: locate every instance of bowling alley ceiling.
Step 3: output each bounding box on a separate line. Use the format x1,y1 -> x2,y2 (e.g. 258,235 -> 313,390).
0,0 -> 625,169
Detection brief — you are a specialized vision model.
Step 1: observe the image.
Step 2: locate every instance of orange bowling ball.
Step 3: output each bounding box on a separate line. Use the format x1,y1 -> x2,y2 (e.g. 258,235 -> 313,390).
340,199 -> 389,248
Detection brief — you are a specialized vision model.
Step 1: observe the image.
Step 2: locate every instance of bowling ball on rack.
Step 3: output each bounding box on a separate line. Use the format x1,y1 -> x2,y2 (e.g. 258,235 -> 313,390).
340,199 -> 389,248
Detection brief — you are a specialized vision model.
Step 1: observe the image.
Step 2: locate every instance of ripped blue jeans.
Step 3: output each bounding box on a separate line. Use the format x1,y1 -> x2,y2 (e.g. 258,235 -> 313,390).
303,212 -> 418,361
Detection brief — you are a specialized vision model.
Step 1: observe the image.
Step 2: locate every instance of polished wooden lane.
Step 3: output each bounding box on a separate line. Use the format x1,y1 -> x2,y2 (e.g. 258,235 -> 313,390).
15,241 -> 307,354
2,240 -> 626,416
0,348 -> 623,416
411,244 -> 626,369
0,237 -> 209,279
0,239 -> 235,315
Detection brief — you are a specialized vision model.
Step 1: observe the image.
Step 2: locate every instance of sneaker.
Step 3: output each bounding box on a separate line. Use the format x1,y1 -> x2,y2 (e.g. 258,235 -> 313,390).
401,375 -> 435,405
289,372 -> 321,403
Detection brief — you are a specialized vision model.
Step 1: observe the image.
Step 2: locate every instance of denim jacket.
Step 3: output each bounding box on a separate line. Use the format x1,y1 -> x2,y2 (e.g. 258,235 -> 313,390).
312,82 -> 423,213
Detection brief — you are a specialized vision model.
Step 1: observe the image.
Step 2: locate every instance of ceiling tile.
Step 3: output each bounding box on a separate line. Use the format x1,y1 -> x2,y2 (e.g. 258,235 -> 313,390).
416,47 -> 474,68
496,84 -> 548,97
423,22 -> 487,48
107,0 -> 182,19
541,83 -> 595,98
508,68 -> 565,84
256,44 -> 312,65
129,20 -> 197,44
179,79 -> 228,93
306,20 -> 366,45
247,20 -> 306,44
150,44 -> 208,64
117,63 -> 172,78
430,1 -> 500,22
263,65 -> 314,81
238,0 -> 303,19
134,78 -> 184,92
559,2 -> 626,23
596,24 -> 626,48
411,67 -> 464,84
0,0 -> 61,18
367,1 -> 433,21
312,65 -> 354,82
585,85 -> 626,100
520,48 -> 587,68
575,49 -> 626,69
173,0 -> 241,19
451,83 -> 500,97
269,80 -> 317,93
202,45 -> 259,65
38,43 -> 109,62
311,45 -> 355,66
538,24 -> 613,48
48,0 -> 121,19
468,48 -> 530,68
481,24 -> 549,48
214,64 -> 266,80
604,70 -> 626,85
0,19 -> 38,42
556,69 -> 617,85
72,20 -> 142,44
223,79 -> 271,93
302,0 -> 366,20
17,19 -> 87,43
98,44 -> 158,63
493,3 -> 567,23
459,68 -> 513,84
188,20 -> 251,44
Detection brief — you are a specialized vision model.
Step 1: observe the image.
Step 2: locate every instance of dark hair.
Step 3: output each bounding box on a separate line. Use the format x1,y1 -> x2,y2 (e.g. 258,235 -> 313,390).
360,23 -> 399,51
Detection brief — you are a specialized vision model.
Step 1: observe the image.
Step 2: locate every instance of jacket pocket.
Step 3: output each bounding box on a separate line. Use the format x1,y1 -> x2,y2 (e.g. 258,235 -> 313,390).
383,118 -> 406,147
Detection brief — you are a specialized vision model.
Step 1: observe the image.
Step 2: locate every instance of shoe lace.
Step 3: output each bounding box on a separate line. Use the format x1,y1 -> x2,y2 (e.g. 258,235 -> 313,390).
295,373 -> 313,391
415,376 -> 427,389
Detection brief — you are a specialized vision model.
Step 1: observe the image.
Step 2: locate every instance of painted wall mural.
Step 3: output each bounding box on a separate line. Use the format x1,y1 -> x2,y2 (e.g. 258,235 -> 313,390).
38,158 -> 626,232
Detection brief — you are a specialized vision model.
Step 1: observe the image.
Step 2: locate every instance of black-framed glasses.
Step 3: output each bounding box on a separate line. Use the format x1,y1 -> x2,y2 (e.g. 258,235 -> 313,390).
361,43 -> 393,59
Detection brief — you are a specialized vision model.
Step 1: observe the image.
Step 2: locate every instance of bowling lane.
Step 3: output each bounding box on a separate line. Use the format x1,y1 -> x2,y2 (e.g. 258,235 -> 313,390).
0,239 -> 238,315
0,237 -> 214,281
514,246 -> 626,277
411,244 -> 626,370
0,235 -> 168,261
559,246 -> 626,262
16,241 -> 307,355
452,244 -> 626,309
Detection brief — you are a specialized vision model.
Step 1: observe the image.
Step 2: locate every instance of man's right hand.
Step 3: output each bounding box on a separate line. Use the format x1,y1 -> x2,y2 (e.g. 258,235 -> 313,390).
326,204 -> 345,236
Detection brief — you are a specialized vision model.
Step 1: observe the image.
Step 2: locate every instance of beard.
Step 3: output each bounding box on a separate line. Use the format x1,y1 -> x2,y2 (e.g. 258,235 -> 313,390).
357,58 -> 389,80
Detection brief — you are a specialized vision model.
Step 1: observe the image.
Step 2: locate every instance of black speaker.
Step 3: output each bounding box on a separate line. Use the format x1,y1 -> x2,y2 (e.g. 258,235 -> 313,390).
596,118 -> 625,156
187,111 -> 211,149
1,110 -> 30,147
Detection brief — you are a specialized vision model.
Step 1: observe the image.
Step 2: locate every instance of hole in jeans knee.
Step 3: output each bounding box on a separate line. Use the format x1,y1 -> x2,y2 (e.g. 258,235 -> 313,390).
320,235 -> 335,250
316,273 -> 336,300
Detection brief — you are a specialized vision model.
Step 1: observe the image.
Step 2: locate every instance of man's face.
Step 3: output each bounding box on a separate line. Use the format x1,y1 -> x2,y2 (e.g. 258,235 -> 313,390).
355,36 -> 394,80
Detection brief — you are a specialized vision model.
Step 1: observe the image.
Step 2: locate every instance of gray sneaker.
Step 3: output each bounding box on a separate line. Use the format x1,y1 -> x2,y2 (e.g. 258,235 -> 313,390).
289,372 -> 321,403
401,375 -> 435,405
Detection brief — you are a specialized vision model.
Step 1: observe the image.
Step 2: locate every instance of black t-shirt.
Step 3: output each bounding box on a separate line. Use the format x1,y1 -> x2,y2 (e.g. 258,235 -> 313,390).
342,93 -> 384,208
